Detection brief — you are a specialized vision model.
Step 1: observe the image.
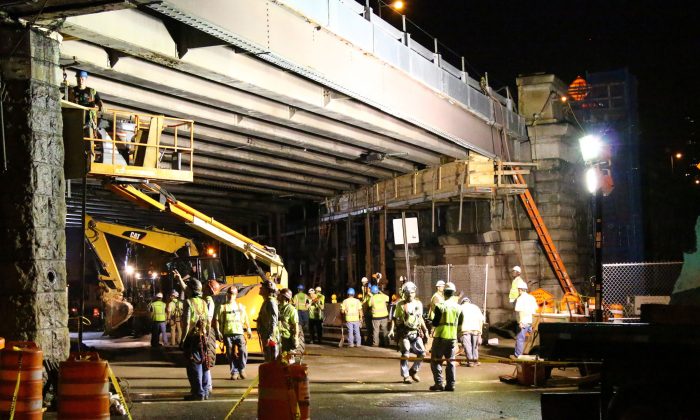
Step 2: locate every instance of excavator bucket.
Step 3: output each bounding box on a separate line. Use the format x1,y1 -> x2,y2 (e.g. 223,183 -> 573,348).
104,298 -> 134,334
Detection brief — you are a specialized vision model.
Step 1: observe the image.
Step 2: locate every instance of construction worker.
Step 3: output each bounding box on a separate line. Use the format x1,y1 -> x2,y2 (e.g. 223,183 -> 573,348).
258,280 -> 280,362
508,266 -> 524,304
148,292 -> 167,347
360,277 -> 373,343
315,286 -> 325,305
389,281 -> 428,384
459,296 -> 485,367
182,280 -> 211,400
512,279 -> 538,359
215,287 -> 252,380
278,288 -> 301,354
68,70 -> 104,137
308,288 -> 325,344
368,285 -> 390,347
430,282 -> 463,392
293,284 -> 311,337
341,288 -> 363,347
428,280 -> 446,321
166,290 -> 184,347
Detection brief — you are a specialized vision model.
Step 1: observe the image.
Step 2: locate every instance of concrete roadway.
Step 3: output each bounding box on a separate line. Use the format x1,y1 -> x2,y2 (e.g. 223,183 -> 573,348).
60,333 -> 582,419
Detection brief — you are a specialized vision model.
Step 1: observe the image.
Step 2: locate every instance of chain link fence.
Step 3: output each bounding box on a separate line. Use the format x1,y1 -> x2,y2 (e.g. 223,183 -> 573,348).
602,261 -> 682,317
412,264 -> 489,314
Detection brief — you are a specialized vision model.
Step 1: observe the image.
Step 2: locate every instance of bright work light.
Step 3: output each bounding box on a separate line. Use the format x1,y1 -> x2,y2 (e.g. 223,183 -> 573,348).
579,135 -> 603,163
125,265 -> 134,274
585,167 -> 599,194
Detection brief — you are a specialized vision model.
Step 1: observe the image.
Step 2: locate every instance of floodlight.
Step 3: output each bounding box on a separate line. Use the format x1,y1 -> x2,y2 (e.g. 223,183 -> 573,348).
585,167 -> 599,194
579,135 -> 603,162
125,265 -> 134,275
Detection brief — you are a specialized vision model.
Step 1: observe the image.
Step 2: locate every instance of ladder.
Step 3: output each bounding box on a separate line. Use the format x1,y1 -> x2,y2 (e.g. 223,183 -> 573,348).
514,172 -> 577,295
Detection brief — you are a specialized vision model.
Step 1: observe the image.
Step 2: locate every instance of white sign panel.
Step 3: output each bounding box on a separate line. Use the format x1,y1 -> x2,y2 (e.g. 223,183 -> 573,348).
393,217 -> 419,245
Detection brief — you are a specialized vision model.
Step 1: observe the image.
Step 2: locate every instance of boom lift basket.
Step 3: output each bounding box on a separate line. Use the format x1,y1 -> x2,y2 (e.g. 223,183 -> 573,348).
62,101 -> 194,183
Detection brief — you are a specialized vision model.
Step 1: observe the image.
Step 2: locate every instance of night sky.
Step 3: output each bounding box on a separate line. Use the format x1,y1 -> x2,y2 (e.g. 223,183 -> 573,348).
378,0 -> 700,259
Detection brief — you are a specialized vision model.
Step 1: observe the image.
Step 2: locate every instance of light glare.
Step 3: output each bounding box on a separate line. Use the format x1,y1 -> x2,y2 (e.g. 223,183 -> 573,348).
579,135 -> 603,162
585,167 -> 600,194
125,265 -> 134,274
392,0 -> 404,10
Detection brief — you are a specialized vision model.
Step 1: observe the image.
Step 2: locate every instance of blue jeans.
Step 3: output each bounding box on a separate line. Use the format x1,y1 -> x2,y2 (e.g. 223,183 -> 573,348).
151,321 -> 166,346
346,321 -> 361,346
298,310 -> 309,333
431,337 -> 457,387
399,332 -> 425,378
185,348 -> 210,398
515,323 -> 532,357
224,335 -> 247,374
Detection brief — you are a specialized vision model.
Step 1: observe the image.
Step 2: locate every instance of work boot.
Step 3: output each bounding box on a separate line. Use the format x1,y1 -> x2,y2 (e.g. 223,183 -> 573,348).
429,384 -> 444,392
409,369 -> 420,383
230,372 -> 239,380
184,394 -> 204,401
402,376 -> 411,384
444,385 -> 455,392
239,369 -> 247,379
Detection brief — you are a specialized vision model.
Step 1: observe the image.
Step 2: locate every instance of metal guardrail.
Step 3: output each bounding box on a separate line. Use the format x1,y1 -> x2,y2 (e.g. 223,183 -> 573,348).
279,0 -> 527,139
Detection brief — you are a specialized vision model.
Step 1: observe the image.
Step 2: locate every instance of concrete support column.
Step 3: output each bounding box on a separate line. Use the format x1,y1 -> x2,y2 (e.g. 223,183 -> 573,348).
0,24 -> 68,363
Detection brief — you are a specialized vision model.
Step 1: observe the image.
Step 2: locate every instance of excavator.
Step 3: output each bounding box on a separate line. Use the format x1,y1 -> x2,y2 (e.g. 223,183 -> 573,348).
62,102 -> 288,351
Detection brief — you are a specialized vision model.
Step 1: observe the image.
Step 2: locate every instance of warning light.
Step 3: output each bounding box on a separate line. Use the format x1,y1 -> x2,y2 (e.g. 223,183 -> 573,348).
392,0 -> 405,10
568,76 -> 588,101
207,247 -> 216,256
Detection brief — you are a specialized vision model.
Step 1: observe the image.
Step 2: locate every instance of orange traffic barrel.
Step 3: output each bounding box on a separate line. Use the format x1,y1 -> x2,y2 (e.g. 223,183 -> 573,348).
58,352 -> 110,419
0,341 -> 44,420
258,361 -> 297,420
609,304 -> 624,323
288,364 -> 310,420
0,337 -> 4,350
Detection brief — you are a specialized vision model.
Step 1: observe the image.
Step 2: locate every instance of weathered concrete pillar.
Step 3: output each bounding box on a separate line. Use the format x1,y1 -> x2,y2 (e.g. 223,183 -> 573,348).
516,74 -> 591,298
0,24 -> 68,364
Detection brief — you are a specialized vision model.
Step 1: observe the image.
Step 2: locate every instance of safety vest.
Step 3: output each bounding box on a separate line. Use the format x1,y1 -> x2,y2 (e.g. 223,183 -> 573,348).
428,291 -> 444,318
509,276 -> 523,302
369,293 -> 389,318
167,299 -> 183,321
309,297 -> 324,320
393,299 -> 423,331
341,297 -> 362,322
293,292 -> 309,310
150,300 -> 166,322
219,301 -> 247,336
279,303 -> 299,339
434,300 -> 462,340
187,297 -> 209,337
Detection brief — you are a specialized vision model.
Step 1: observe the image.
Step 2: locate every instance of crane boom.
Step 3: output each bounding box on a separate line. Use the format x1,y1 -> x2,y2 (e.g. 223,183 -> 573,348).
106,182 -> 288,286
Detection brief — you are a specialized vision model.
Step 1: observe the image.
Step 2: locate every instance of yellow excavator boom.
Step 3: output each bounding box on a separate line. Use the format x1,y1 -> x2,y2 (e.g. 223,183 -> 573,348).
85,214 -> 199,332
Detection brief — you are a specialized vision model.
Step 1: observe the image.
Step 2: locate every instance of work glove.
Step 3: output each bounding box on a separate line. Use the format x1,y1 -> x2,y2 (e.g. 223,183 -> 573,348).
387,330 -> 395,340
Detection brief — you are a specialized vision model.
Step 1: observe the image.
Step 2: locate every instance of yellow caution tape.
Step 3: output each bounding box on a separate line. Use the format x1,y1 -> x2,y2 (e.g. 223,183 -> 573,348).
224,375 -> 259,420
9,351 -> 23,420
108,365 -> 133,420
301,351 -> 600,366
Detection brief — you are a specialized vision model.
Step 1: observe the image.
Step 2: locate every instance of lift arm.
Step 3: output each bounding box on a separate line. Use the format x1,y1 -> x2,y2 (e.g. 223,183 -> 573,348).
106,182 -> 288,286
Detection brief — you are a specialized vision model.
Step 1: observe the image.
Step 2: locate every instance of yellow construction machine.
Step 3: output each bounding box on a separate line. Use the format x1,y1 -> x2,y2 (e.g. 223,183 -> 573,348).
62,102 -> 288,351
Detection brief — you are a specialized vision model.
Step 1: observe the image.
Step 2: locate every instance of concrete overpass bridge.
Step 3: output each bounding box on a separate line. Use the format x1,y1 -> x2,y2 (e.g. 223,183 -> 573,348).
38,0 -> 527,226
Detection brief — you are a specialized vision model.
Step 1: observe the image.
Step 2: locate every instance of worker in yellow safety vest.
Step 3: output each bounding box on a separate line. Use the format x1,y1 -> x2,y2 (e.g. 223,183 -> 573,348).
182,280 -> 211,400
341,288 -> 363,347
369,285 -> 390,347
360,277 -> 373,343
278,288 -> 301,354
429,282 -> 463,392
149,292 -> 167,347
308,288 -> 325,344
293,284 -> 311,337
508,266 -> 525,304
166,290 -> 184,347
215,286 -> 252,380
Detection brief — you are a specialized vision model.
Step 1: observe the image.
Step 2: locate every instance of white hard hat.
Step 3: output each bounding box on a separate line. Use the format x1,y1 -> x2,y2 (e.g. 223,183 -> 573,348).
361,277 -> 368,284
516,278 -> 528,290
156,292 -> 163,298
401,281 -> 417,294
436,280 -> 446,287
171,290 -> 179,296
512,266 -> 522,273
445,282 -> 456,292
315,287 -> 322,292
